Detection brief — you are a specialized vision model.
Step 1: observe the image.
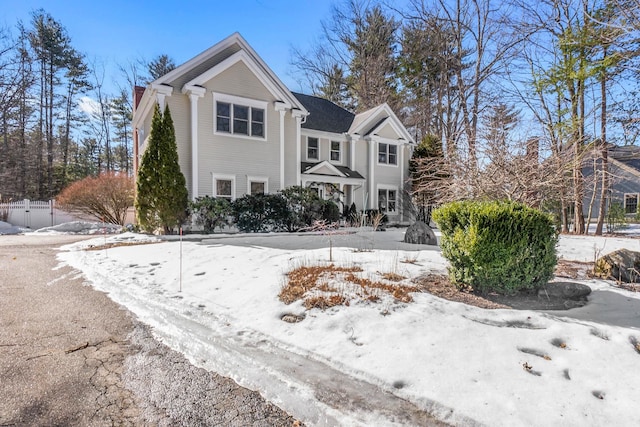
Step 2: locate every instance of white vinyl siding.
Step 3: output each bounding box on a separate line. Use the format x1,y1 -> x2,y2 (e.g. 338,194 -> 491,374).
197,60 -> 281,197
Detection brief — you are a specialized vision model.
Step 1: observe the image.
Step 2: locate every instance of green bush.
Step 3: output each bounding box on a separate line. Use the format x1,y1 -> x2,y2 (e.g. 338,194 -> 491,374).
189,196 -> 233,233
279,186 -> 327,231
232,193 -> 290,233
432,200 -> 558,295
322,200 -> 341,223
608,201 -> 626,233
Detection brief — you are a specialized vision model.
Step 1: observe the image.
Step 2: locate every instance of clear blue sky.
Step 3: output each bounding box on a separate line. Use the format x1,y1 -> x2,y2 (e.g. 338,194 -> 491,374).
0,0 -> 336,94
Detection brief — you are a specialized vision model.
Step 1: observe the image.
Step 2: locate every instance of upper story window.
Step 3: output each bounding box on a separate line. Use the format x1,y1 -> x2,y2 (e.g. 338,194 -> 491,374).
307,137 -> 319,160
331,141 -> 341,162
378,143 -> 397,165
214,93 -> 267,139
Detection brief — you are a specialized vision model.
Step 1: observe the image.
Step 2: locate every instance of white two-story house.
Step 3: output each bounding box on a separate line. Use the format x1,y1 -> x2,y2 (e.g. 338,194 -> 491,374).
133,32 -> 415,223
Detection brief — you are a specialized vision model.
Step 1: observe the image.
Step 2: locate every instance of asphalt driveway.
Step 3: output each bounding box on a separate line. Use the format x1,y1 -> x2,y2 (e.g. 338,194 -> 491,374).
0,234 -> 300,426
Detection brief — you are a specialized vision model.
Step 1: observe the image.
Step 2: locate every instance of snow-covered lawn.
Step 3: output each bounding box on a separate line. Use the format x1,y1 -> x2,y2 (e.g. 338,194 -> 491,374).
55,228 -> 640,426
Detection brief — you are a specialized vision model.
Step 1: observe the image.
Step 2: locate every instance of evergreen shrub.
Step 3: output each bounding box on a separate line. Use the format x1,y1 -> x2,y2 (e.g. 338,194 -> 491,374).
322,200 -> 341,223
280,186 -> 326,231
432,200 -> 558,295
189,196 -> 233,233
232,193 -> 289,232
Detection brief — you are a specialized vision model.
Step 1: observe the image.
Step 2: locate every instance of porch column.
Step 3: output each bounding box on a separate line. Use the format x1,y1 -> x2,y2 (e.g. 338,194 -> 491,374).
275,102 -> 287,190
152,83 -> 173,111
368,138 -> 376,210
183,85 -> 206,200
399,142 -> 405,221
293,111 -> 306,186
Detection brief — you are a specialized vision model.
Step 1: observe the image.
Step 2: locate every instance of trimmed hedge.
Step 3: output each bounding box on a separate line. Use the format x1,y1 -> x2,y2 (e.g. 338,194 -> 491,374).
432,200 -> 558,295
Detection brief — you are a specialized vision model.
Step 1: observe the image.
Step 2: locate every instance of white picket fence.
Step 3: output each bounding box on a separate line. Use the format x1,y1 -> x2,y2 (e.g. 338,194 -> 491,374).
0,199 -> 81,230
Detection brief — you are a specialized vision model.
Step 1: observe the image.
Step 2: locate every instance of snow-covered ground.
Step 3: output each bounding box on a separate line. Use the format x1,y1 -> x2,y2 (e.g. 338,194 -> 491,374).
50,226 -> 640,426
0,220 -> 27,235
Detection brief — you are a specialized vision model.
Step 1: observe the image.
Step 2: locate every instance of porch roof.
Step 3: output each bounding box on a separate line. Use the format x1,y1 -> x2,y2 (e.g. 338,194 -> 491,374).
301,161 -> 365,179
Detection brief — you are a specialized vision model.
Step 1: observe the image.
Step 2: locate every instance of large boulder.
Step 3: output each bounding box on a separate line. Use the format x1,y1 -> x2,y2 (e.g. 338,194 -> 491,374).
595,248 -> 640,283
404,221 -> 437,245
538,282 -> 591,299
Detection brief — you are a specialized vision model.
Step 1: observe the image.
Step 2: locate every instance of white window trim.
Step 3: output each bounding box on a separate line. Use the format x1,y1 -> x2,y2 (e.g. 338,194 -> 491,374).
330,140 -> 342,164
212,173 -> 236,200
307,136 -> 320,161
247,175 -> 269,195
213,92 -> 268,141
377,141 -> 399,167
377,184 -> 399,214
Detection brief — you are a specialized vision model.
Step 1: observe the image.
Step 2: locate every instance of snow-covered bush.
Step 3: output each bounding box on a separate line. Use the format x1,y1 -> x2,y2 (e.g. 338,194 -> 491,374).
433,200 -> 558,295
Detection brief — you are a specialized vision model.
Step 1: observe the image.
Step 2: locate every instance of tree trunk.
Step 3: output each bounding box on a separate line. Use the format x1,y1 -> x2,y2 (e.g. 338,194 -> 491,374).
595,66 -> 608,235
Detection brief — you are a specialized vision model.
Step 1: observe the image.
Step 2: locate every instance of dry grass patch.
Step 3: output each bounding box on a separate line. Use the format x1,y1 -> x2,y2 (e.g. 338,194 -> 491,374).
380,272 -> 406,282
281,263 -> 420,309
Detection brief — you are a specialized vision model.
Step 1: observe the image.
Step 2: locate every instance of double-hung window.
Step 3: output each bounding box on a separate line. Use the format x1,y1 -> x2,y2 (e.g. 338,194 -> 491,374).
625,194 -> 639,214
378,188 -> 397,213
214,94 -> 266,138
378,143 -> 397,165
307,137 -> 319,160
330,141 -> 341,162
248,176 -> 268,195
213,174 -> 235,201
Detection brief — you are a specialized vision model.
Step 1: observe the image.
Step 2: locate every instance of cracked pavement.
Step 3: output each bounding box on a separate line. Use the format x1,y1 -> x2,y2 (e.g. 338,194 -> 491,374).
0,234 -> 300,426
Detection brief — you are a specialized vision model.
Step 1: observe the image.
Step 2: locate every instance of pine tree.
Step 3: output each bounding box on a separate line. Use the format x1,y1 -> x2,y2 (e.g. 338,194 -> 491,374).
135,103 -> 188,233
409,135 -> 446,223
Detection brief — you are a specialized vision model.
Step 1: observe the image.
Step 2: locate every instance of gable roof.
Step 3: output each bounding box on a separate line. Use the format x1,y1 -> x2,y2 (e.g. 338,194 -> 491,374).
142,32 -> 307,114
292,92 -> 354,133
301,161 -> 365,179
350,104 -> 415,143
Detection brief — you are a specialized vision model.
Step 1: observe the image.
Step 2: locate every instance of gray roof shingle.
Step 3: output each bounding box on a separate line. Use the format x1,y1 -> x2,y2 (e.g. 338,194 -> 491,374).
292,92 -> 354,133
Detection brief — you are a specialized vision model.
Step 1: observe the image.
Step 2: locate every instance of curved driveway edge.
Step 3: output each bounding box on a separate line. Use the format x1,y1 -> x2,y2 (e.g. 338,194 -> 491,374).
0,234 -> 300,426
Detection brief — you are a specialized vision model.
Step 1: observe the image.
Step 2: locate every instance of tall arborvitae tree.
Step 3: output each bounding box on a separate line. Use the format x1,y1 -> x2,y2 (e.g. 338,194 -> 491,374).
157,104 -> 188,232
135,103 -> 188,233
136,103 -> 162,231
